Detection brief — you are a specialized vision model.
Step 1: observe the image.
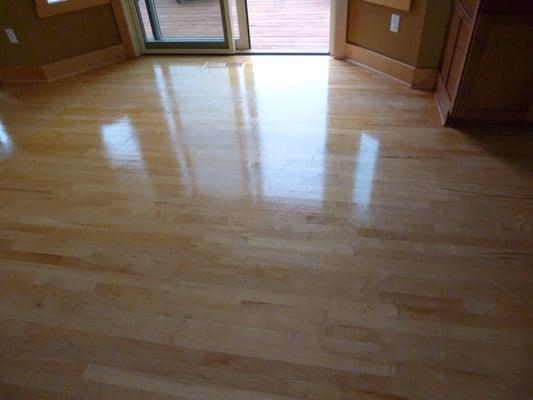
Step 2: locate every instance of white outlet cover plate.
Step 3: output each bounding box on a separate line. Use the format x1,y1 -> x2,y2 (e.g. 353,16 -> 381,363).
5,28 -> 19,44
390,14 -> 400,33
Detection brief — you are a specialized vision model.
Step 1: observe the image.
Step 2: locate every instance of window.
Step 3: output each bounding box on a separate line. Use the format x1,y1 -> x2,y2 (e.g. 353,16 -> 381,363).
35,0 -> 110,18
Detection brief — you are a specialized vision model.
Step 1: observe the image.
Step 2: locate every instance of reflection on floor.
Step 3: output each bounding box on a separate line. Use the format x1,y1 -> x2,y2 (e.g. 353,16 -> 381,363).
0,56 -> 532,400
137,0 -> 330,52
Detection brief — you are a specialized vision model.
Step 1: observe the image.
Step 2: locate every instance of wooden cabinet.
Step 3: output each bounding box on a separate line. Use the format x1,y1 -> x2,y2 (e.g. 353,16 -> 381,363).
435,0 -> 533,126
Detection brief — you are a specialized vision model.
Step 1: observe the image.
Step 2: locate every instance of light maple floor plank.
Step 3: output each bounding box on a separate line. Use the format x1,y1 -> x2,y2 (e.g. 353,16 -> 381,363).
0,55 -> 532,400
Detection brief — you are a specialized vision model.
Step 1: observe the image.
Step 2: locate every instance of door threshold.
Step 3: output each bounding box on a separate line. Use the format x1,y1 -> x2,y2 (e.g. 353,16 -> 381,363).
236,51 -> 330,56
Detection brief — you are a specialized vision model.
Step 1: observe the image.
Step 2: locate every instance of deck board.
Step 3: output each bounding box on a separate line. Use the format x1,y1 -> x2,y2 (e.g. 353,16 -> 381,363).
137,0 -> 330,52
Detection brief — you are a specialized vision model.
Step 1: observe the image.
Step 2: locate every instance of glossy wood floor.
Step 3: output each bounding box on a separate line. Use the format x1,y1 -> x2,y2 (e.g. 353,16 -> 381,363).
0,56 -> 532,400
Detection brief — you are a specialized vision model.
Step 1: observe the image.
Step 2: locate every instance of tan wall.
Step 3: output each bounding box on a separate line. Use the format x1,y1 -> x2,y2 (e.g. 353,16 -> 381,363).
347,0 -> 452,68
0,0 -> 38,65
0,0 -> 121,66
416,0 -> 454,68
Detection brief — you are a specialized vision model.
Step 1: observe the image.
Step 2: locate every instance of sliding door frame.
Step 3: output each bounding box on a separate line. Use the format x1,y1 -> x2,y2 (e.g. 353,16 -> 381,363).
122,0 -> 346,56
234,0 -> 251,50
128,0 -> 236,54
330,0 -> 348,58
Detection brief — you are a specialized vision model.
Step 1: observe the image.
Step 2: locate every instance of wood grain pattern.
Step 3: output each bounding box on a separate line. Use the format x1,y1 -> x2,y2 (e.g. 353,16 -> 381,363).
0,55 -> 532,400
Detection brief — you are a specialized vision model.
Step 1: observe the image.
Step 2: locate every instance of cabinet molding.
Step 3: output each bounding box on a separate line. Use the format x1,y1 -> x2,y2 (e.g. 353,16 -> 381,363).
362,0 -> 411,12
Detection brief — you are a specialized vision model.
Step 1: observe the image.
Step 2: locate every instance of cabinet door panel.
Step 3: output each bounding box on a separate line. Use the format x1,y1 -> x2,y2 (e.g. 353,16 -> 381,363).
445,14 -> 474,104
459,0 -> 479,17
436,0 -> 478,121
440,10 -> 461,84
455,14 -> 533,123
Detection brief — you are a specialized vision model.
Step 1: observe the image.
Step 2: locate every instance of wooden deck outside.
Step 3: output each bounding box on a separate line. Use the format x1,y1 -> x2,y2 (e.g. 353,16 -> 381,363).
138,0 -> 330,52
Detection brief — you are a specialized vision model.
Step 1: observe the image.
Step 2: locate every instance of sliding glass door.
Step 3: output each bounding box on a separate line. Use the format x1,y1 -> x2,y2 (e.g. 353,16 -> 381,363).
132,0 -> 249,52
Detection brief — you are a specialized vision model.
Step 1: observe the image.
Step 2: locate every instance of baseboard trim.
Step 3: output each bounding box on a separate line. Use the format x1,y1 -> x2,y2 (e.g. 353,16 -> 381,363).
0,65 -> 48,83
43,44 -> 126,81
344,43 -> 438,90
345,43 -> 414,83
0,45 -> 126,83
412,68 -> 439,90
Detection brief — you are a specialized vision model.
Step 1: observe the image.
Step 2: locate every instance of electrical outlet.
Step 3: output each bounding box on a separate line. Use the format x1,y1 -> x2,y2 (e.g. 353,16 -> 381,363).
390,14 -> 400,33
5,28 -> 19,44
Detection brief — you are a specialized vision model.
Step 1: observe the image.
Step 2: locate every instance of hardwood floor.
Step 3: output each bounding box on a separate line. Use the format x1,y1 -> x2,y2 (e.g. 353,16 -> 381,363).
0,55 -> 532,399
137,0 -> 330,52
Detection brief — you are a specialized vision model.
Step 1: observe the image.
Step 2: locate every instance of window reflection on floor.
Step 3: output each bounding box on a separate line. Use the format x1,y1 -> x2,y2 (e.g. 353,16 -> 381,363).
151,57 -> 330,203
0,120 -> 14,159
353,132 -> 379,210
101,117 -> 143,167
153,65 -> 195,197
252,57 -> 329,202
166,64 -> 253,199
101,117 -> 153,196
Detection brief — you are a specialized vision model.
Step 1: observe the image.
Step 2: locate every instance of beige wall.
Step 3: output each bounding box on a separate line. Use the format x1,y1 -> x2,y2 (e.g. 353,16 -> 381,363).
347,0 -> 453,68
416,0 -> 454,68
0,0 -> 121,66
0,0 -> 38,65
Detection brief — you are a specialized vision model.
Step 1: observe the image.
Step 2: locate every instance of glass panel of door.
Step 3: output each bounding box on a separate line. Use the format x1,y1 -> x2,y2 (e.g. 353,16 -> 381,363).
133,0 -> 249,51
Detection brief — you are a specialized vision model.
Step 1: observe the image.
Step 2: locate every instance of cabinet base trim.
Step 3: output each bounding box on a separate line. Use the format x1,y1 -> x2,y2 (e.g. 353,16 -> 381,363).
0,66 -> 48,83
344,43 -> 438,90
0,45 -> 126,83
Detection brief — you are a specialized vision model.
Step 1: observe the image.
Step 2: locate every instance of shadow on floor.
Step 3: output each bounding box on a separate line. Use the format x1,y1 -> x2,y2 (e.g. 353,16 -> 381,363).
458,126 -> 533,178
